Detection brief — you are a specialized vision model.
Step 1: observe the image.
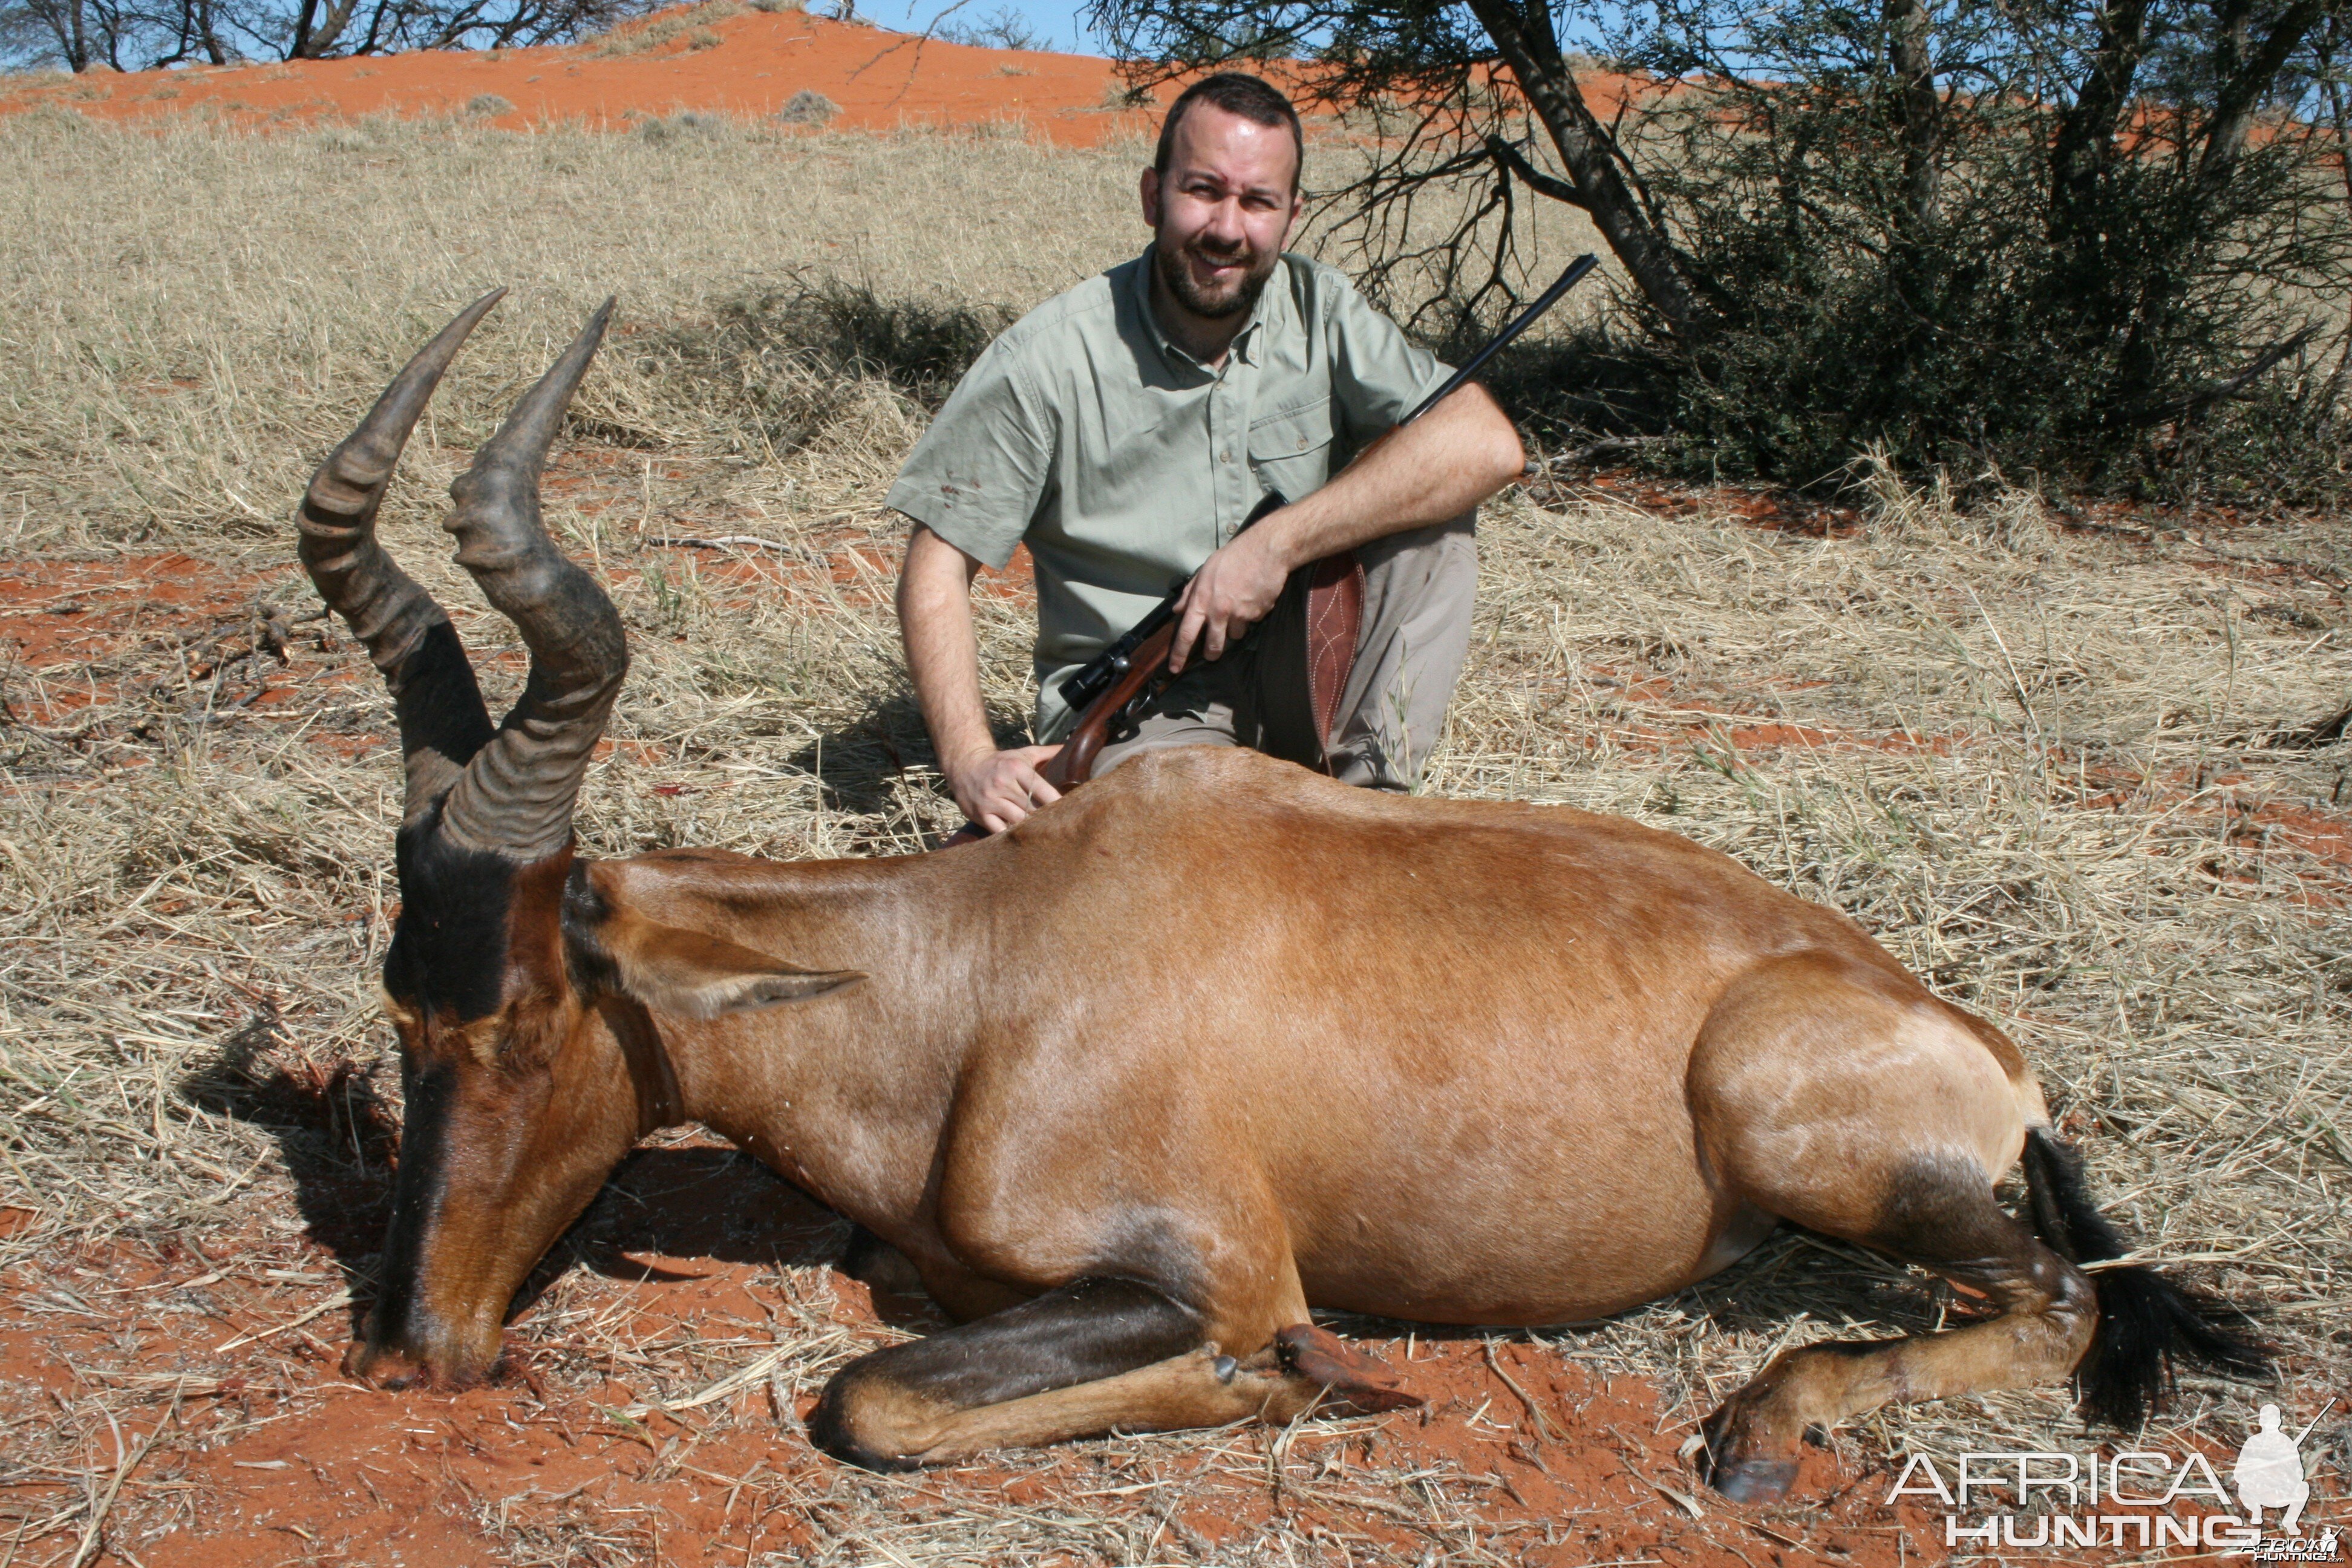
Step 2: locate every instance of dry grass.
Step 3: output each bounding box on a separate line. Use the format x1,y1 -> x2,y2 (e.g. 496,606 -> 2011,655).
587,0 -> 745,57
0,109 -> 2347,1563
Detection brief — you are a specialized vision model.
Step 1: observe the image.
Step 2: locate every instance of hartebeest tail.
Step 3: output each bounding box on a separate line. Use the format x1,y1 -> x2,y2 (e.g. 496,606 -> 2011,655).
301,295 -> 2270,1503
2020,1128 -> 2270,1429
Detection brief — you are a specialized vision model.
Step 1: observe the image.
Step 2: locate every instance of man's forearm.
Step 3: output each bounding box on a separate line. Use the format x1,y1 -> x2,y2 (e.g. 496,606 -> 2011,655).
898,525 -> 995,771
1259,383 -> 1524,568
1166,383 -> 1524,671
899,523 -> 1066,832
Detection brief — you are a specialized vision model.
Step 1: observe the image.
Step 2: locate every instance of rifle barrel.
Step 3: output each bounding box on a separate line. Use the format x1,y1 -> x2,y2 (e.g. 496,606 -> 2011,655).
1054,253 -> 1598,714
1397,253 -> 1598,429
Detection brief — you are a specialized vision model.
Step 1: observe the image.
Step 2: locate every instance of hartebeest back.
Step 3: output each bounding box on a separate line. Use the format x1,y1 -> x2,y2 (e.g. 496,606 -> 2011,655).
303,296 -> 2265,1500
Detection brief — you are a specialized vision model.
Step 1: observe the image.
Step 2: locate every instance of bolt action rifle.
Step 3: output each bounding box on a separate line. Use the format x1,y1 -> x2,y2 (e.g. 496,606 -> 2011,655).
1033,253 -> 1599,792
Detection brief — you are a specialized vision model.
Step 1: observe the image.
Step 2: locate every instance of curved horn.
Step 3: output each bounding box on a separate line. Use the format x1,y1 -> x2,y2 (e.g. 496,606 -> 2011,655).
298,290 -> 504,825
436,300 -> 629,863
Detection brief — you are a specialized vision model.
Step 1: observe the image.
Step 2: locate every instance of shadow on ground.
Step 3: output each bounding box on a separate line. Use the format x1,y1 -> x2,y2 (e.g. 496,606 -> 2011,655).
1316,1223 -> 1956,1354
177,1004 -> 881,1345
779,685 -> 1038,846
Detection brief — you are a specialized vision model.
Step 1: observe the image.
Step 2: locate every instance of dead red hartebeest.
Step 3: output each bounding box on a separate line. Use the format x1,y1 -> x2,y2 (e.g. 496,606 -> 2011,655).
306,295 -> 2263,1500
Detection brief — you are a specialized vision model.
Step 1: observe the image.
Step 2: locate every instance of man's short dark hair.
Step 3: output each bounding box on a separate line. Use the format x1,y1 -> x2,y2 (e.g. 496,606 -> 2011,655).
1154,72 -> 1304,194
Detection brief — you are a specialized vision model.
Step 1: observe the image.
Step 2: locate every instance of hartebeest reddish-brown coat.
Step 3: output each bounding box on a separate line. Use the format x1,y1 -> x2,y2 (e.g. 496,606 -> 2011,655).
305,296 -> 2263,1500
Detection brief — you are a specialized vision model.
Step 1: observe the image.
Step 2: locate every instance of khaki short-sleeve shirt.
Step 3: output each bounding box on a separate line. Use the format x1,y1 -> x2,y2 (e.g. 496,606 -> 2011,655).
885,248 -> 1449,739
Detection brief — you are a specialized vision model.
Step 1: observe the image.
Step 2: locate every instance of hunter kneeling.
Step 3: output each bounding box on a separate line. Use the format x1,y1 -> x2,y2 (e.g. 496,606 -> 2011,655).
892,71 -> 1529,834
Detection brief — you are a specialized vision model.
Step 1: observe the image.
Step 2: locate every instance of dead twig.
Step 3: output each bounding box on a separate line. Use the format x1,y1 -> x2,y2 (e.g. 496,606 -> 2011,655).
67,1387 -> 181,1568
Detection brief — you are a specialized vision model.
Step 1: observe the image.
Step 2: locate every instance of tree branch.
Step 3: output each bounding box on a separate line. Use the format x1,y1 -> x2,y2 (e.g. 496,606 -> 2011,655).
1484,134 -> 1589,209
2050,0 -> 2151,230
1460,0 -> 1699,336
2152,325 -> 2321,422
2197,0 -> 2328,186
1882,0 -> 1941,226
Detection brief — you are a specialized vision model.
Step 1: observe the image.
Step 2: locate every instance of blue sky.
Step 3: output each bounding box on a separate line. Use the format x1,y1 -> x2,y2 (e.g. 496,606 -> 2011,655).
894,0 -> 1112,55
886,0 -> 1638,67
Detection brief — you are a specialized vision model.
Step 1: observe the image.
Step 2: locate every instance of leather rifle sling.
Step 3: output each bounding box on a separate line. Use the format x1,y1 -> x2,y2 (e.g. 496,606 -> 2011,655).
942,554 -> 1361,844
1301,549 -> 1366,767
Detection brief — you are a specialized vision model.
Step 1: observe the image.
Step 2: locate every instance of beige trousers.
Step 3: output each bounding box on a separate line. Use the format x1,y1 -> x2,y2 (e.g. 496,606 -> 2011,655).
1093,511 -> 1477,791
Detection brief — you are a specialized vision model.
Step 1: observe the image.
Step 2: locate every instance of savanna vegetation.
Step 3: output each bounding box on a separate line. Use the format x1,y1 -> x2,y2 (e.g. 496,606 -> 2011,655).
1100,0 -> 2352,501
0,109 -> 2345,1561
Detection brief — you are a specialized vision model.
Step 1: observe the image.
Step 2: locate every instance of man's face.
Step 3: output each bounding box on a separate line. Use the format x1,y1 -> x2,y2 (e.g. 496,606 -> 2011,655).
1142,102 -> 1303,322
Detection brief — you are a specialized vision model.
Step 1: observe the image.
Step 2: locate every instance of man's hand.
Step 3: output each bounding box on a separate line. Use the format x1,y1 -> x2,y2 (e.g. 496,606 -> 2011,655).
901,526 -> 1067,836
1169,523 -> 1290,673
947,744 -> 1065,834
1163,385 -> 1524,675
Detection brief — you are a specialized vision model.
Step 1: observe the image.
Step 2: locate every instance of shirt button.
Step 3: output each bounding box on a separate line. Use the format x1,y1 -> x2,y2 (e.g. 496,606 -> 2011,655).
1221,451 -> 1232,463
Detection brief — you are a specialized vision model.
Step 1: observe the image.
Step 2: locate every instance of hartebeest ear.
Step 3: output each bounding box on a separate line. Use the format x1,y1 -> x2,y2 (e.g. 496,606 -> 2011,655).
600,914 -> 863,1019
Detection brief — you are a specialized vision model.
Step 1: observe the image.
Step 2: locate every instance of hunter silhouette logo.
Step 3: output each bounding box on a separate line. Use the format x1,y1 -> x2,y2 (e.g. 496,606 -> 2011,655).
1887,1398 -> 2339,1555
2235,1404 -> 2313,1534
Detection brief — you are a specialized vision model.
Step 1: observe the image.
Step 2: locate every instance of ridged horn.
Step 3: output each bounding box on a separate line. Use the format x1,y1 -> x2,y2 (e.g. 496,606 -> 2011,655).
435,300 -> 629,863
296,290 -> 504,825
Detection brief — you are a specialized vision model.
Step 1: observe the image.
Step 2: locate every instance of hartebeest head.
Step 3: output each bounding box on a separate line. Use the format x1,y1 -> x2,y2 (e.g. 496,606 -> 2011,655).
306,298 -> 872,1387
301,293 -> 650,1387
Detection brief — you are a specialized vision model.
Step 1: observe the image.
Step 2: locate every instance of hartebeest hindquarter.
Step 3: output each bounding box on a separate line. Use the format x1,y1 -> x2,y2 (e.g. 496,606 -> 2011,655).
304,295 -> 2265,1501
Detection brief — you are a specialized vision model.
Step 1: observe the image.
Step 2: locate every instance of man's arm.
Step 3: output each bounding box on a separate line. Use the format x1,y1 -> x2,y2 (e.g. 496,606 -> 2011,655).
898,523 -> 1063,833
1168,381 -> 1524,671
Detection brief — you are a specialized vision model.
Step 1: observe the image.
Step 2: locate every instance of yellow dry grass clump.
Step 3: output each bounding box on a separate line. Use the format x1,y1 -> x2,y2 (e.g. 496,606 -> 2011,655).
587,0 -> 746,56
0,109 -> 2347,1561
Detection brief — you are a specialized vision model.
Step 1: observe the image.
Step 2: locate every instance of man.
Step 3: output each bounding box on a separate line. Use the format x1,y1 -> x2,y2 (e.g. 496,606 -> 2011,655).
890,71 -> 1528,834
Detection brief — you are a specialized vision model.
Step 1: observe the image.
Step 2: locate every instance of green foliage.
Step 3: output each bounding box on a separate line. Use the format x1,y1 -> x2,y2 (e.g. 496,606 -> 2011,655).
1625,2 -> 2352,495
1093,0 -> 2352,499
648,275 -> 1014,450
768,275 -> 1016,406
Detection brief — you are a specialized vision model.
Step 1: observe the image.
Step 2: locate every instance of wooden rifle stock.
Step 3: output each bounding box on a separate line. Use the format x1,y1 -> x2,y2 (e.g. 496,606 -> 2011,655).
1036,488 -> 1287,791
1030,252 -> 1601,798
1039,618 -> 1180,788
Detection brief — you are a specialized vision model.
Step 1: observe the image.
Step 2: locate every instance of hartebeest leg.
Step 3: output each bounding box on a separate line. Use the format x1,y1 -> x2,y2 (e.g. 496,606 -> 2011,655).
1685,955 -> 2094,1500
1694,1164 -> 2096,1500
808,1278 -> 1400,1469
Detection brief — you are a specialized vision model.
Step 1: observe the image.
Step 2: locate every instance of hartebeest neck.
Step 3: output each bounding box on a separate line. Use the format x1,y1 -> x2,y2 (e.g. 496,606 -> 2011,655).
577,847 -> 985,1236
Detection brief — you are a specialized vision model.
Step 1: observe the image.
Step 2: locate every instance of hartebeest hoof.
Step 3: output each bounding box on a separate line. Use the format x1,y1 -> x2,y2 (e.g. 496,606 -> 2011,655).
342,1339 -> 433,1388
1272,1324 -> 1423,1413
1694,1400 -> 1800,1502
342,1327 -> 500,1391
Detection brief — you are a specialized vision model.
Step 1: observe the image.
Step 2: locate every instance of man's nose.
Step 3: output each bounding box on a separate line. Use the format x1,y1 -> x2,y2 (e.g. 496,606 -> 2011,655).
1203,195 -> 1247,245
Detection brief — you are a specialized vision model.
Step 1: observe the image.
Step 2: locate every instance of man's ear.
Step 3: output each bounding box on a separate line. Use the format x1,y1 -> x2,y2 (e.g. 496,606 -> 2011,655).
599,911 -> 863,1019
1140,164 -> 1161,227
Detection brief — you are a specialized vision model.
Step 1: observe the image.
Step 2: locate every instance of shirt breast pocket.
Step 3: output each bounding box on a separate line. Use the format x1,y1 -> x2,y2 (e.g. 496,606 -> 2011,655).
1247,395 -> 1336,502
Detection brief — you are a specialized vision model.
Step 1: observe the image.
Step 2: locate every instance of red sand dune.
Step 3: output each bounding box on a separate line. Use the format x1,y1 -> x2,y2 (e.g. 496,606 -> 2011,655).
0,7 -> 1165,143
0,6 -> 1651,143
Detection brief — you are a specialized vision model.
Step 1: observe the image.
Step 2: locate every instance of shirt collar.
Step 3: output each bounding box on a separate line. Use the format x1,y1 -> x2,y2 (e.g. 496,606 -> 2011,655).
1128,245 -> 1284,373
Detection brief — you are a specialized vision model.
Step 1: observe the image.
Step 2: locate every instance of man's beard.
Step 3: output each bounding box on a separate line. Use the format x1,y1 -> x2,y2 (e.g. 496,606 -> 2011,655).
1154,230 -> 1279,321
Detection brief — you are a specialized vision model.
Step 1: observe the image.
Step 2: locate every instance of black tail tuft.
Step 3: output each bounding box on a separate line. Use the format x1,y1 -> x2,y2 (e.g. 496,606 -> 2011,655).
2020,1128 -> 2270,1431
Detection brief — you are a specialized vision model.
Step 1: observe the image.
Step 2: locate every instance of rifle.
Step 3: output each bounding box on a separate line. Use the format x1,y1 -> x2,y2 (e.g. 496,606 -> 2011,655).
1034,252 -> 1599,791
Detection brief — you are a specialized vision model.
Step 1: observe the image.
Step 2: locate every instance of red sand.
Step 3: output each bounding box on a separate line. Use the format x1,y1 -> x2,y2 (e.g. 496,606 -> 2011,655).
0,8 -> 1159,142
0,5 -> 1655,144
0,1142 -> 1955,1568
